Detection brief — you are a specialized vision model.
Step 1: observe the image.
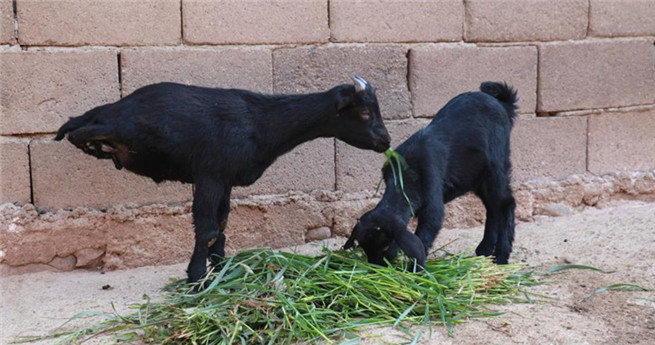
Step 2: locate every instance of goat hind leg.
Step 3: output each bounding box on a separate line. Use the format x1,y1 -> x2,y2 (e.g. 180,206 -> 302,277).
492,196 -> 515,264
475,209 -> 498,257
475,169 -> 515,263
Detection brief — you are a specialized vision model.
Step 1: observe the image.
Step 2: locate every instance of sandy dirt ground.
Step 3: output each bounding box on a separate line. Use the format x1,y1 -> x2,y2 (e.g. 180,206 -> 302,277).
2,200 -> 654,345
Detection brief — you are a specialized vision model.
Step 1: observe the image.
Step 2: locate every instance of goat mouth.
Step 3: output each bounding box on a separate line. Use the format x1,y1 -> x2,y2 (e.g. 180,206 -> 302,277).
373,141 -> 390,152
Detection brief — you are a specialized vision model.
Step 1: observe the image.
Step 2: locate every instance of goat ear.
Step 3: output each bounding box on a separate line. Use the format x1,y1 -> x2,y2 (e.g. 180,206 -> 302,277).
336,89 -> 355,114
343,233 -> 357,250
352,76 -> 368,93
395,230 -> 426,271
343,226 -> 359,250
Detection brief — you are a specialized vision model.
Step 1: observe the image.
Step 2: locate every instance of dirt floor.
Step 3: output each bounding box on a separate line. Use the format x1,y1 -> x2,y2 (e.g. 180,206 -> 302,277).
2,200 -> 654,345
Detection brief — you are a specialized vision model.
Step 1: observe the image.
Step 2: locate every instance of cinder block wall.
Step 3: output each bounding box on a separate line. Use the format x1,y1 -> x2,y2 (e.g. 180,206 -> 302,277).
1,0 -> 655,272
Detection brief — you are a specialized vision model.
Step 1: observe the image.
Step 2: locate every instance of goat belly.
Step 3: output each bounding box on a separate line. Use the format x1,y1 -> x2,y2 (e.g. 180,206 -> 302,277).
232,166 -> 267,186
116,150 -> 194,184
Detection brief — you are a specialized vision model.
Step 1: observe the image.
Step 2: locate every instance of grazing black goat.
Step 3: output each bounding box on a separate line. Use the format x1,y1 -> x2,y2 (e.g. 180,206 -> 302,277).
344,82 -> 518,269
55,77 -> 391,284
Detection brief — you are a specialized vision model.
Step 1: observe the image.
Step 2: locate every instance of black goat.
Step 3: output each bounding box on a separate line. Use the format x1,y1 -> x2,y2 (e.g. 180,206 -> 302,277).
344,82 -> 518,268
55,77 -> 391,284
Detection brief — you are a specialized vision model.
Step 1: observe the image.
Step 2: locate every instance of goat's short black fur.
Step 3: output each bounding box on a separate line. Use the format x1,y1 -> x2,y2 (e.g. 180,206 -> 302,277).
55,78 -> 391,285
344,82 -> 518,269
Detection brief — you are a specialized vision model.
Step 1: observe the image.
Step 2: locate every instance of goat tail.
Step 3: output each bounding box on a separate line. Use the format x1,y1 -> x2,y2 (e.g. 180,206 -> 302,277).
55,116 -> 89,141
480,81 -> 518,125
56,119 -> 122,163
480,81 -> 518,108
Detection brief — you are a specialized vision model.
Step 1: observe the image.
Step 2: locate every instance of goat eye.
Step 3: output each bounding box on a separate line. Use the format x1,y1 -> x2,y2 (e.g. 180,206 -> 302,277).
360,110 -> 371,121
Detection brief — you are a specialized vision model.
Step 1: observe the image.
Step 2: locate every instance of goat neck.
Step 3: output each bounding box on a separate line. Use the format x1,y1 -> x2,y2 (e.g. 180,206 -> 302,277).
377,175 -> 419,225
253,87 -> 343,157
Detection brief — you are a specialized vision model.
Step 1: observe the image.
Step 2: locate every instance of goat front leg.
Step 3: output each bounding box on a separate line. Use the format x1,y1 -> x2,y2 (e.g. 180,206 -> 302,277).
208,187 -> 231,267
414,204 -> 445,256
413,157 -> 445,257
187,176 -> 225,285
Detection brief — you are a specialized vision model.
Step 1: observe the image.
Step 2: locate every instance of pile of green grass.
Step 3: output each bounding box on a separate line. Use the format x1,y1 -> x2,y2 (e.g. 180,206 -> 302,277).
25,248 -> 538,345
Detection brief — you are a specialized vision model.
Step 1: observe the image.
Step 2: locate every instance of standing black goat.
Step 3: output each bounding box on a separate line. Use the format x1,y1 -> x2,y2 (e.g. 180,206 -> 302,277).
344,82 -> 518,268
55,77 -> 391,284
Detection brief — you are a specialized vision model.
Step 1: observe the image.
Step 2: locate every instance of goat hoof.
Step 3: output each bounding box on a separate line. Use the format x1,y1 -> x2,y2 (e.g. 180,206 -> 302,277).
186,267 -> 207,286
187,271 -> 213,292
209,255 -> 224,268
410,262 -> 425,273
190,283 -> 203,293
475,246 -> 495,257
493,256 -> 509,265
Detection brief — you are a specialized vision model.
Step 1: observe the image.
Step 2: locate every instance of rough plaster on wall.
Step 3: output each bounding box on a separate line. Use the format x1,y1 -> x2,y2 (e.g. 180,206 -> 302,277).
2,171 -> 654,274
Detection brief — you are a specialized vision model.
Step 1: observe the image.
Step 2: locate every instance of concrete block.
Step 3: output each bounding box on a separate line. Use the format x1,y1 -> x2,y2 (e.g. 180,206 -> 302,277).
330,0 -> 462,42
511,116 -> 587,181
226,196 -> 332,252
183,0 -> 328,44
336,120 -> 429,192
30,140 -> 191,210
17,0 -> 180,46
538,40 -> 655,112
0,51 -> 119,135
590,0 -> 655,37
233,139 -> 335,197
410,44 -> 537,115
0,141 -> 30,204
0,0 -> 13,44
588,110 -> 655,174
274,45 -> 411,119
465,0 -> 587,42
121,47 -> 272,95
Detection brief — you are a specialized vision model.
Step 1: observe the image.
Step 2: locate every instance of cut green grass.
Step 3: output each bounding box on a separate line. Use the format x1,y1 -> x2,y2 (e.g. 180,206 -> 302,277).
541,264 -> 651,303
583,283 -> 652,301
546,264 -> 616,275
17,249 -> 539,345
